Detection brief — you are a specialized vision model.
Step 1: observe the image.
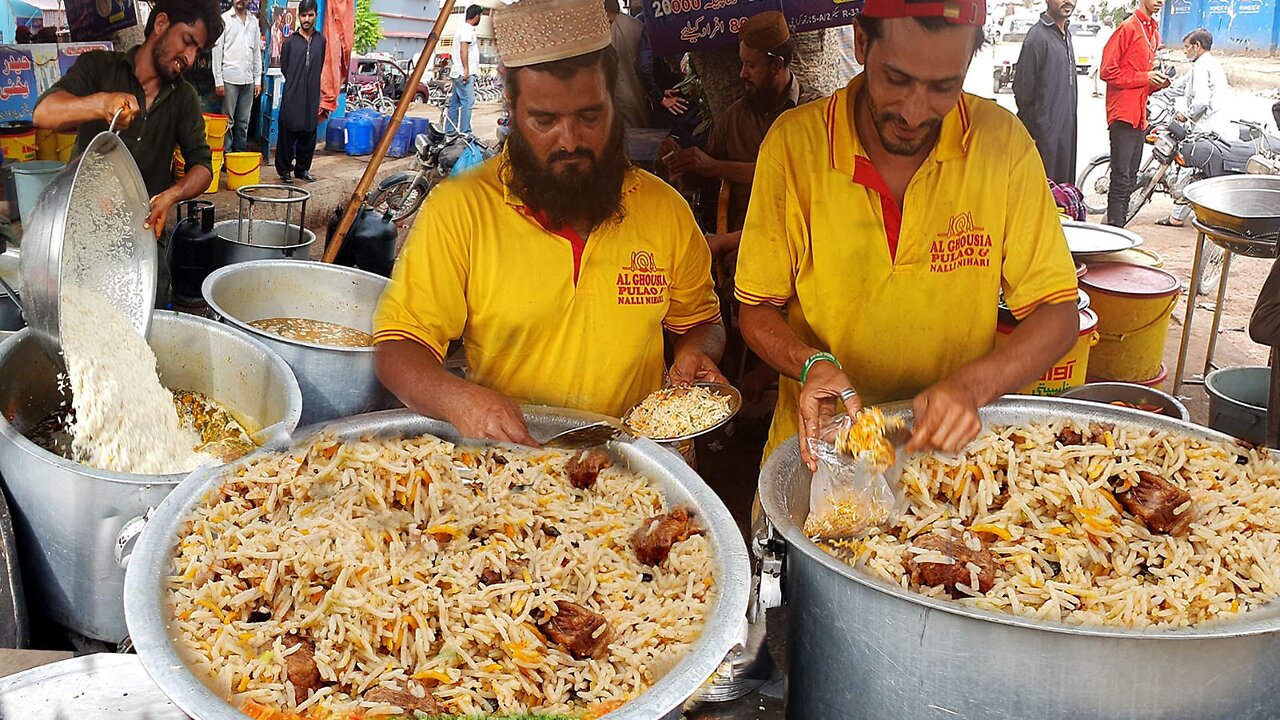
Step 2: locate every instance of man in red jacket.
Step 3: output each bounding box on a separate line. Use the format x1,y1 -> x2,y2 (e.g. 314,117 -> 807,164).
1100,0 -> 1170,227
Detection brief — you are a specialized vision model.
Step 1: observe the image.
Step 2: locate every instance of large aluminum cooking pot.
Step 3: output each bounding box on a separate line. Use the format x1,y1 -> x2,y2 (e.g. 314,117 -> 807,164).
202,259 -> 398,426
212,219 -> 315,267
0,249 -> 22,333
759,396 -> 1280,720
124,407 -> 751,720
0,311 -> 302,642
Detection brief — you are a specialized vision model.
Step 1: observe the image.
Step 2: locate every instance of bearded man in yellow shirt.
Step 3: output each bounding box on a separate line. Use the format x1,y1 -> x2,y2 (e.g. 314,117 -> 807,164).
374,0 -> 726,445
736,0 -> 1080,468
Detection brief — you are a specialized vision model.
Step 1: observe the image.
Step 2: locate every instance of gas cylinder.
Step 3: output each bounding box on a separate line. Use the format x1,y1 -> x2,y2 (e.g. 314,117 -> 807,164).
329,205 -> 396,277
167,200 -> 218,306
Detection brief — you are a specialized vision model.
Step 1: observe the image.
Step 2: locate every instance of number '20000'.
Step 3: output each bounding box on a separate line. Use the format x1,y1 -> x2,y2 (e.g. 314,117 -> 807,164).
651,0 -> 702,18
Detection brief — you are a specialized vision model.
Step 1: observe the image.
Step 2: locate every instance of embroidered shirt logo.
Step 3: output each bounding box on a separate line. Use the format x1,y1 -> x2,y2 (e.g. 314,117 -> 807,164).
617,251 -> 668,306
930,212 -> 993,273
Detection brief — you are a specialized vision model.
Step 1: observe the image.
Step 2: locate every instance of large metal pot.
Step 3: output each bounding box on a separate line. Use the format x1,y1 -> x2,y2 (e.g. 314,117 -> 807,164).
758,396 -> 1280,719
124,407 -> 751,720
212,219 -> 315,267
202,259 -> 398,426
0,311 -> 303,642
0,249 -> 23,333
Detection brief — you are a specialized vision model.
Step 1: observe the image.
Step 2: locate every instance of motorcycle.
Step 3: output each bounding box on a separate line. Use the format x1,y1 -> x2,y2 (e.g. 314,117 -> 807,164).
367,121 -> 496,223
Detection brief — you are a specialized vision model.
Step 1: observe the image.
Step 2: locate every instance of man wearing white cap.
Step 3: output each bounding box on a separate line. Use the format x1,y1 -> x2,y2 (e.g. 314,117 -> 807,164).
736,0 -> 1080,467
374,0 -> 727,444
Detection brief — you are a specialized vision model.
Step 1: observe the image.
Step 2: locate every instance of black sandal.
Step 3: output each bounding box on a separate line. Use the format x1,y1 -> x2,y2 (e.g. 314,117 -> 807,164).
1155,218 -> 1184,227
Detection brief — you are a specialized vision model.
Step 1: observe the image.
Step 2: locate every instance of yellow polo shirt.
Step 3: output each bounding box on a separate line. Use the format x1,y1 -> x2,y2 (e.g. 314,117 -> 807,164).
374,156 -> 722,419
735,75 -> 1078,459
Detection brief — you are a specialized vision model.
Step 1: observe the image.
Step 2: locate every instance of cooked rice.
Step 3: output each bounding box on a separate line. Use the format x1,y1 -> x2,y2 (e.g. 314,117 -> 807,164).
168,434 -> 715,717
248,318 -> 373,348
625,386 -> 731,439
817,419 -> 1280,628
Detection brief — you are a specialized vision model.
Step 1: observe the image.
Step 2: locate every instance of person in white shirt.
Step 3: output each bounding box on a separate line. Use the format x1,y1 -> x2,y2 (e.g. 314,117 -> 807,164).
445,4 -> 483,135
212,0 -> 263,153
1158,28 -> 1233,227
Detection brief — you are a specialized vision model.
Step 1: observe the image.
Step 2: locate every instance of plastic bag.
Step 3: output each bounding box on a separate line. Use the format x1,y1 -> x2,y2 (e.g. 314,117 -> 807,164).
803,414 -> 904,540
452,140 -> 487,176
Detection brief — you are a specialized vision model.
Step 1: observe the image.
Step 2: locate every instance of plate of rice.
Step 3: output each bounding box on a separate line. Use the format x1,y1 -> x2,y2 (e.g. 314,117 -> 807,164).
622,384 -> 741,444
123,409 -> 750,720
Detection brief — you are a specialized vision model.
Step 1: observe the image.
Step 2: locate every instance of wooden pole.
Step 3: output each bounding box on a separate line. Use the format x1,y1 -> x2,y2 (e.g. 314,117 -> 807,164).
323,0 -> 458,263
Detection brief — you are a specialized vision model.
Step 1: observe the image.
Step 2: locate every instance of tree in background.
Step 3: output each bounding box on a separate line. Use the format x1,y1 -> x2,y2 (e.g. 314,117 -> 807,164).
354,0 -> 382,54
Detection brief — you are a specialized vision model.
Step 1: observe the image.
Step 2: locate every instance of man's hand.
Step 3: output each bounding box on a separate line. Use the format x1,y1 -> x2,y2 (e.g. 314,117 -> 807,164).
447,384 -> 540,446
669,348 -> 728,386
145,188 -> 182,239
100,92 -> 138,128
661,90 -> 688,115
215,85 -> 226,98
1175,111 -> 1187,122
254,83 -> 261,97
705,231 -> 740,258
666,146 -> 715,178
1148,70 -> 1170,88
797,361 -> 861,471
906,377 -> 982,455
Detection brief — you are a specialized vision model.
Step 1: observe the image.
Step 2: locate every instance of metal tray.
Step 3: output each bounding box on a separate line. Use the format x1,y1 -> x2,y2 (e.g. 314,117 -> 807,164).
1185,175 -> 1280,238
1061,220 -> 1143,257
623,382 -> 744,443
0,653 -> 184,718
123,407 -> 751,720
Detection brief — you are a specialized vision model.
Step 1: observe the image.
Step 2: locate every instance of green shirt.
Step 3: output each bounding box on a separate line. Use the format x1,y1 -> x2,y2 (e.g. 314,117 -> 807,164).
40,47 -> 211,197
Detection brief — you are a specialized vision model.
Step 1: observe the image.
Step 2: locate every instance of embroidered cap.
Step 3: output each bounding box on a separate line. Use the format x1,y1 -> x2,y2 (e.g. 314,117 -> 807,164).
493,0 -> 614,68
739,10 -> 790,53
860,0 -> 986,26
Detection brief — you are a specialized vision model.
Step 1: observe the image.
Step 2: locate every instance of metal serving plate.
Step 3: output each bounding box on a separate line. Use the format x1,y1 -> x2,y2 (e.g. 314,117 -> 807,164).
623,382 -> 744,444
1061,220 -> 1143,257
123,408 -> 751,720
1185,175 -> 1280,238
0,654 -> 184,719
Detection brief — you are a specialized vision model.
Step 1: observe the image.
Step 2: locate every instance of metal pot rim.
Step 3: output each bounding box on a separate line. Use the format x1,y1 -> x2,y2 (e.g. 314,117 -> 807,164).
0,311 -> 303,485
202,260 -> 384,354
760,395 -> 1280,640
124,407 -> 751,720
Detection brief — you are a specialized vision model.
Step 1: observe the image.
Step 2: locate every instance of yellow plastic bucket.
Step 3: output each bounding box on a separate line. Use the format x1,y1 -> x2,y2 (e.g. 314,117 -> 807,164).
56,132 -> 77,162
35,128 -> 57,160
0,123 -> 37,163
204,150 -> 224,194
203,113 -> 228,152
997,307 -> 1099,396
1081,262 -> 1181,382
225,151 -> 261,190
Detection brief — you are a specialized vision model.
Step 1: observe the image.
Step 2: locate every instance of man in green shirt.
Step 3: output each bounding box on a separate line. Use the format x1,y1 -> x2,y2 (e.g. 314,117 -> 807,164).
33,0 -> 224,239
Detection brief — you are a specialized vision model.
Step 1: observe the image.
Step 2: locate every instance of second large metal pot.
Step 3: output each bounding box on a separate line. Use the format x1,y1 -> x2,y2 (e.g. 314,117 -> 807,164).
212,219 -> 315,267
203,259 -> 398,426
125,407 -> 751,720
759,396 -> 1280,719
0,311 -> 302,642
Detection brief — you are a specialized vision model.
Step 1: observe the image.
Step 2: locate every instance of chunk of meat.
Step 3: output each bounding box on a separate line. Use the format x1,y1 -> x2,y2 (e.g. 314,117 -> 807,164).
539,600 -> 613,659
283,635 -> 322,705
364,680 -> 440,714
479,557 -> 530,586
1116,470 -> 1193,534
566,448 -> 612,489
631,507 -> 699,565
1057,426 -> 1083,446
902,530 -> 995,594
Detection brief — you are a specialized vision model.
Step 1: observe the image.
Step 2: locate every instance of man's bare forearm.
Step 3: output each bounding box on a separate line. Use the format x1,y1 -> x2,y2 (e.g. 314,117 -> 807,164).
946,300 -> 1078,405
672,320 -> 726,363
740,302 -> 820,380
375,339 -> 476,421
33,91 -> 103,131
712,159 -> 756,186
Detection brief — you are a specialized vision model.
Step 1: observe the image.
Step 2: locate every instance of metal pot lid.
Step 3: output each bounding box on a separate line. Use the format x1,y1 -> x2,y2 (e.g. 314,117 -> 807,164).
1062,220 -> 1143,257
18,129 -> 154,360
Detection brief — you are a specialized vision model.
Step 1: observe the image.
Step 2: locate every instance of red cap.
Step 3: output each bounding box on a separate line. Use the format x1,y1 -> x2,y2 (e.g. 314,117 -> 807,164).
860,0 -> 986,26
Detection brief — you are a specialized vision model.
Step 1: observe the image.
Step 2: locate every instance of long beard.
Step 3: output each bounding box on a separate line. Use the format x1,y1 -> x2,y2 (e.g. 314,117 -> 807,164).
745,83 -> 785,113
502,120 -> 628,231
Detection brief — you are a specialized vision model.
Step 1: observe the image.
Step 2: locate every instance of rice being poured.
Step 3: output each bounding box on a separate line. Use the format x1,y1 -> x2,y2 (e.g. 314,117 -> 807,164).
59,284 -> 211,474
818,419 -> 1280,629
168,434 -> 715,718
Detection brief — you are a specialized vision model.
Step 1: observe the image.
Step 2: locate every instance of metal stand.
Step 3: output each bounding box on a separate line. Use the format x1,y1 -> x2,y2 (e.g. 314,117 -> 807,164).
234,184 -> 310,246
1172,219 -> 1279,395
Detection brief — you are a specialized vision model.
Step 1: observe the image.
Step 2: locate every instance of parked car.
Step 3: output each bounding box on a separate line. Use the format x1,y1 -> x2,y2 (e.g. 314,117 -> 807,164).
348,56 -> 431,104
1069,21 -> 1107,75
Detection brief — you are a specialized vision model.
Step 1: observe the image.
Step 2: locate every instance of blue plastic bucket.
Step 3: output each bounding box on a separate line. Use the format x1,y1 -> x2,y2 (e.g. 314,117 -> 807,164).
13,160 -> 64,221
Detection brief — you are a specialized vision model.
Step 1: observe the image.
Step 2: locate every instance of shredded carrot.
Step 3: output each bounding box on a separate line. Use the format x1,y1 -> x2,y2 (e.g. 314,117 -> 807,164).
585,699 -> 627,719
410,669 -> 452,683
1099,488 -> 1124,514
970,523 -> 1012,541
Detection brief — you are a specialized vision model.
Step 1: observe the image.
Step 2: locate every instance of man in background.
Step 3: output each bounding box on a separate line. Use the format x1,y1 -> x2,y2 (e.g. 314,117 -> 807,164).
1158,28 -> 1233,227
1014,0 -> 1078,184
445,5 -> 482,134
212,0 -> 262,153
1100,0 -> 1169,226
275,0 -> 325,183
604,0 -> 653,131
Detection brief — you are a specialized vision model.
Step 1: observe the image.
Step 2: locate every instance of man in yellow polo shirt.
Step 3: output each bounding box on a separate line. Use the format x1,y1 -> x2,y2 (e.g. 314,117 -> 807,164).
736,0 -> 1080,468
374,0 -> 725,445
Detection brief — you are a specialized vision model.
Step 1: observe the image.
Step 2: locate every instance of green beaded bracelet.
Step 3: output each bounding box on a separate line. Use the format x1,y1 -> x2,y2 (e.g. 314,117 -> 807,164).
800,351 -> 841,384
